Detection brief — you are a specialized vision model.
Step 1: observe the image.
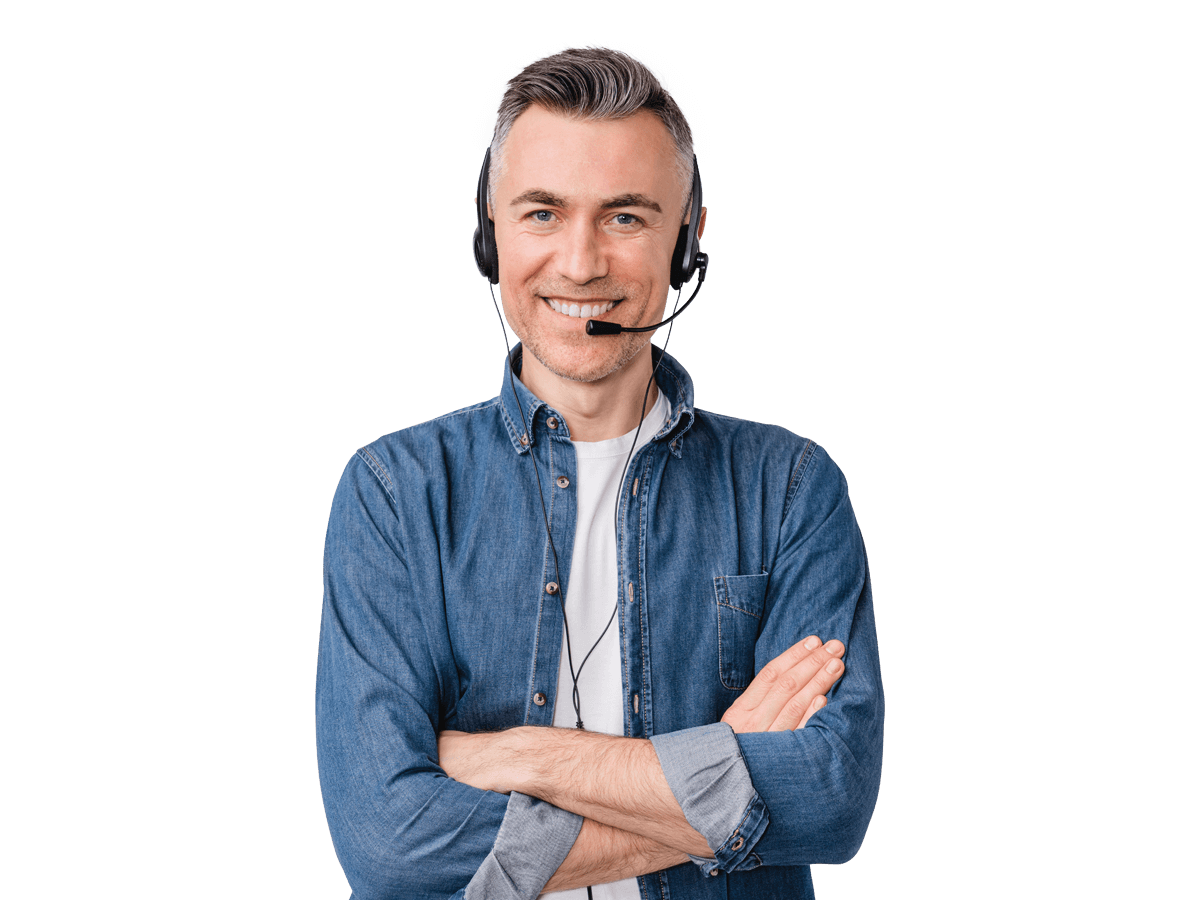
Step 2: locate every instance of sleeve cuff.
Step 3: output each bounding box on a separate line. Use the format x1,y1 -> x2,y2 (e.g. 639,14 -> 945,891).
463,792 -> 583,900
650,722 -> 769,876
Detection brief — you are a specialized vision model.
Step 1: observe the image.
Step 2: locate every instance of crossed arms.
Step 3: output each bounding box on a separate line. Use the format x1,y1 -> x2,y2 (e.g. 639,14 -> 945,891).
317,443 -> 883,899
438,634 -> 848,892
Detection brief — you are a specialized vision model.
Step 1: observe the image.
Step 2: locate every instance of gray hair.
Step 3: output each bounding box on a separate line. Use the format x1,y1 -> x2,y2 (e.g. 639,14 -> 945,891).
488,48 -> 694,215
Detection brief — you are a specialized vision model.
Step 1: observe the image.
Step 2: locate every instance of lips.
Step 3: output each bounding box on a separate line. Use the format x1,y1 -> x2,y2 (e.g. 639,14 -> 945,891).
544,298 -> 620,318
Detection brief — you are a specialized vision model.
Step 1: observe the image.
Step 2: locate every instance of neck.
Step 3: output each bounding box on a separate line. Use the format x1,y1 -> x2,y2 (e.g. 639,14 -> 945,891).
519,345 -> 660,443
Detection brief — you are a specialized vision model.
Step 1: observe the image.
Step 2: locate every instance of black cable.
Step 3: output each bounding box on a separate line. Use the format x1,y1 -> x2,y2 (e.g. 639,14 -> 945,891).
491,284 -> 687,900
491,286 -> 585,728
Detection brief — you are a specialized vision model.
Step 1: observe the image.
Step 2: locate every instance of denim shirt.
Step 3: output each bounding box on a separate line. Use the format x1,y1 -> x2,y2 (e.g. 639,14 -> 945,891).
317,347 -> 884,900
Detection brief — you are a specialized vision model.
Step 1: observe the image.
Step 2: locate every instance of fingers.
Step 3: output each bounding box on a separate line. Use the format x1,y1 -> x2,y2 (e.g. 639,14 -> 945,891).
767,642 -> 844,731
732,635 -> 823,713
721,635 -> 825,733
798,695 -> 826,729
720,635 -> 847,734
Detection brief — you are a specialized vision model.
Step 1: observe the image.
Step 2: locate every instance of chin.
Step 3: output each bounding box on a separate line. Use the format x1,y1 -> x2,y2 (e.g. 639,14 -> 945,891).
523,332 -> 650,384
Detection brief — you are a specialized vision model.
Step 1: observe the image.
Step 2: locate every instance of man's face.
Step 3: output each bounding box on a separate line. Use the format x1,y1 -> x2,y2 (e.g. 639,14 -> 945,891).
490,104 -> 690,384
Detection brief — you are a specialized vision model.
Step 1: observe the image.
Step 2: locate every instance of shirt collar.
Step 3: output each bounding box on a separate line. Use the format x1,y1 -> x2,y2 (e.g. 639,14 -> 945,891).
498,344 -> 696,456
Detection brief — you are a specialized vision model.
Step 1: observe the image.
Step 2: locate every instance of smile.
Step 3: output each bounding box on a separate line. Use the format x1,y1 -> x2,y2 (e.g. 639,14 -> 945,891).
544,298 -> 619,318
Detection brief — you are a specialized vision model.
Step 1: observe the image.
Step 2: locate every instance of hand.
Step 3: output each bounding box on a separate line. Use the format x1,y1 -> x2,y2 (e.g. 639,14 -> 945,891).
720,636 -> 845,733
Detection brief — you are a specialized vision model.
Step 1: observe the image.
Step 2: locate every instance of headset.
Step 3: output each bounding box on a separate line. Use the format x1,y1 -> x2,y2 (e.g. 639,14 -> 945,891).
475,150 -> 708,898
474,147 -> 707,295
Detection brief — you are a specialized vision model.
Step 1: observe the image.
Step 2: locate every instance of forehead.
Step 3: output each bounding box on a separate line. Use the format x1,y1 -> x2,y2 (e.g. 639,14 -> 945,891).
497,104 -> 681,206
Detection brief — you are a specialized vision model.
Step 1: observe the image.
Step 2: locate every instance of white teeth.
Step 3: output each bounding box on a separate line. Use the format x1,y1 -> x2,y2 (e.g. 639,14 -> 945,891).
545,299 -> 616,317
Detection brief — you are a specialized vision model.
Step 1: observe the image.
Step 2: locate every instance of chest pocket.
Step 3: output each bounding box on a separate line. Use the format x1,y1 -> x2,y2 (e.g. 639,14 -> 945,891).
714,572 -> 770,691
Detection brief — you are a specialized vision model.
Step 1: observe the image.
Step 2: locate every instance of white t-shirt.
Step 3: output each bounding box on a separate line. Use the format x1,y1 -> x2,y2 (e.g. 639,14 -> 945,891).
547,389 -> 670,900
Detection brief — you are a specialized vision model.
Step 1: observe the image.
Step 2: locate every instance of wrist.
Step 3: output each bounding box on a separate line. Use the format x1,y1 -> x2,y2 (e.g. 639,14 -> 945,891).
505,726 -> 546,796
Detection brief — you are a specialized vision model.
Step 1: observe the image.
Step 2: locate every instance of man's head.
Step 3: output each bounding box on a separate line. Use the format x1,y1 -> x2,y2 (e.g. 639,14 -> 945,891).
488,49 -> 694,216
484,49 -> 705,386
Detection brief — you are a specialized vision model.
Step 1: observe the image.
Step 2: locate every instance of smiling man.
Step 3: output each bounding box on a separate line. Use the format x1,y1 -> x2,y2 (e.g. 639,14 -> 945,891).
317,49 -> 883,900
494,102 -> 684,413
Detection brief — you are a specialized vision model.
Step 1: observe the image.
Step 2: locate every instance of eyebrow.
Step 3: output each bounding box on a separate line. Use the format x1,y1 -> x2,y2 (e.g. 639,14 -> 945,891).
509,190 -> 663,214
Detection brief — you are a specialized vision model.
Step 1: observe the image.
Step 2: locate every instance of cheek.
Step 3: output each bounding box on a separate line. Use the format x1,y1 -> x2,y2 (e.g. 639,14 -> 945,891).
496,232 -> 550,283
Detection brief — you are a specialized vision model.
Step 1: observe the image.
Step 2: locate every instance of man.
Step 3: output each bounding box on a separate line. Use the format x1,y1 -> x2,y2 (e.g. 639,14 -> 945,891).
317,48 -> 883,900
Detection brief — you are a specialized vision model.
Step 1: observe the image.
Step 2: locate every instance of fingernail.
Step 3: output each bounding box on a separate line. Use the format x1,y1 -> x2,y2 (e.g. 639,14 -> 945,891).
826,658 -> 843,675
804,635 -> 820,650
814,696 -> 826,710
825,640 -> 843,655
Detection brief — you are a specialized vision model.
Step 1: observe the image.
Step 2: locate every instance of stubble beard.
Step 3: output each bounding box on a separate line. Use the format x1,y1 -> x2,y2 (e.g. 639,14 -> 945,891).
522,327 -> 654,384
512,276 -> 663,384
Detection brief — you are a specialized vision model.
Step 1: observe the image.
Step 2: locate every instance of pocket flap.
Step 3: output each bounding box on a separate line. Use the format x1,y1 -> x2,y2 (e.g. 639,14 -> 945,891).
713,572 -> 769,618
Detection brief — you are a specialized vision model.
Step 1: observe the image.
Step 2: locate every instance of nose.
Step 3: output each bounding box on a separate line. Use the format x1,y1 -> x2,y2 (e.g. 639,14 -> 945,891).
557,219 -> 608,284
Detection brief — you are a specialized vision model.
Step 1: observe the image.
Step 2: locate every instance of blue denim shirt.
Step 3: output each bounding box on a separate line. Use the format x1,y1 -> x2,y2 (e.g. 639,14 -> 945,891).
317,347 -> 883,900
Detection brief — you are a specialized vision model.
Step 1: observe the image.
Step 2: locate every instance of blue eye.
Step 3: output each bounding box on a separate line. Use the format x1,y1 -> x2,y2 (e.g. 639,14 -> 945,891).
531,210 -> 555,222
614,213 -> 638,225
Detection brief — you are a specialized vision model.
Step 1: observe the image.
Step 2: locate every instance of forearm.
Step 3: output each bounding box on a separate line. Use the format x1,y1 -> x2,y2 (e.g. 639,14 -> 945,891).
541,818 -> 687,893
514,728 -> 712,858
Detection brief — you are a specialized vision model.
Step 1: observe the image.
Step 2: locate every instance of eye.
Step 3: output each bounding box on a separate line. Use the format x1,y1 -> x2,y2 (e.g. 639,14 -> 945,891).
529,210 -> 556,223
613,213 -> 641,226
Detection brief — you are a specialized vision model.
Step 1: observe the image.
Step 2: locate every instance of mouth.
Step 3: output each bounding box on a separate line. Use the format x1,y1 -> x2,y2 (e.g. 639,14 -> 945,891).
543,297 -> 622,319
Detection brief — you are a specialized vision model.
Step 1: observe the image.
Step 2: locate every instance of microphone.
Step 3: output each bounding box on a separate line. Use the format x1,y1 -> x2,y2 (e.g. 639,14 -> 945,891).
585,253 -> 708,336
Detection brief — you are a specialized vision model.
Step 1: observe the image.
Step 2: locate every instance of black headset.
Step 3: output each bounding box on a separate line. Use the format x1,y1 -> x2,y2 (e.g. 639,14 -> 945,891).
473,147 -> 704,290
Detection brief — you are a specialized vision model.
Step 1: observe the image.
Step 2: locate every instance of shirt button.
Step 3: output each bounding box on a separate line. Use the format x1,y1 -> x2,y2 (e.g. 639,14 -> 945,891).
546,582 -> 559,595
626,582 -> 634,603
731,837 -> 744,851
520,433 -> 529,446
533,692 -> 546,706
709,869 -> 721,877
557,476 -> 570,488
547,417 -> 559,429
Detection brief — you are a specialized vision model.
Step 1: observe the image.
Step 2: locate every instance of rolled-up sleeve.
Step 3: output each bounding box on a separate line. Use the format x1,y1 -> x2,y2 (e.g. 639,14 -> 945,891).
319,450 -> 577,899
653,445 -> 883,874
650,722 -> 769,875
732,446 -> 884,866
463,793 -> 582,899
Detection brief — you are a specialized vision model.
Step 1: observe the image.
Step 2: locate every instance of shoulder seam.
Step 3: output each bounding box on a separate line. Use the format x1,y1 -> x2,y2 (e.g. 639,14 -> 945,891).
354,398 -> 502,505
781,439 -> 818,521
356,447 -> 397,505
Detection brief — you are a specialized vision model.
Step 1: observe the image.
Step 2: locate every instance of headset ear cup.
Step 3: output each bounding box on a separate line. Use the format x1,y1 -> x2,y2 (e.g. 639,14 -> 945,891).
670,157 -> 703,290
670,224 -> 692,290
474,149 -> 500,284
486,219 -> 498,283
474,221 -> 498,283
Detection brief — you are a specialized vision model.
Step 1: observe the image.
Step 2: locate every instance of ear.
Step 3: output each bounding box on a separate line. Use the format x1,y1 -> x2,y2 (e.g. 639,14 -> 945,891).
697,206 -> 707,239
